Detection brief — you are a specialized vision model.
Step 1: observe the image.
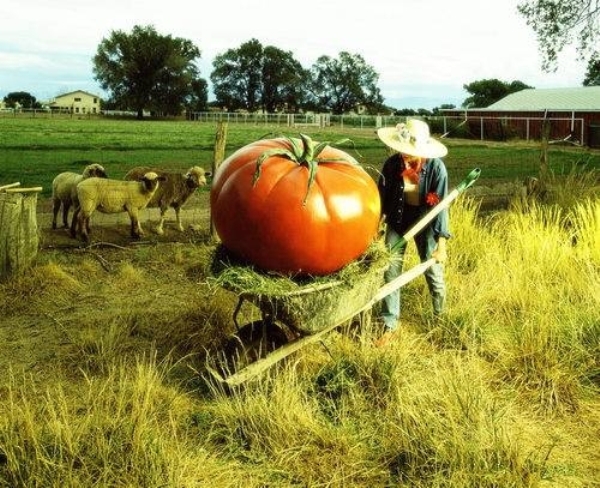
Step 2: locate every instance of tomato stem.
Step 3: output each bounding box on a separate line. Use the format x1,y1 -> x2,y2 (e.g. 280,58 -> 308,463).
253,134 -> 355,205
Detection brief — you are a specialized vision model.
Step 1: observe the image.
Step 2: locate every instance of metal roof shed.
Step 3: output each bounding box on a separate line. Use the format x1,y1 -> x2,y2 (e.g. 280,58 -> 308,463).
442,87 -> 600,146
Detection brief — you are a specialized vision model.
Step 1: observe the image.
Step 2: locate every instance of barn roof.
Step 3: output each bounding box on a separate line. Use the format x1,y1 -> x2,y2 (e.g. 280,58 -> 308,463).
486,86 -> 600,111
53,90 -> 101,100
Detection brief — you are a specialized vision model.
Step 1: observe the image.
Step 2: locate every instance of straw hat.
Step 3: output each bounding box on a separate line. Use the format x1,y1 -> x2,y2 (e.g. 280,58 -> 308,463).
377,119 -> 447,158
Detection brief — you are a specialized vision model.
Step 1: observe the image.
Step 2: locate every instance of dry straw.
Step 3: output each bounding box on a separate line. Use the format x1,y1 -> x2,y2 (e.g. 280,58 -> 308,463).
208,242 -> 392,334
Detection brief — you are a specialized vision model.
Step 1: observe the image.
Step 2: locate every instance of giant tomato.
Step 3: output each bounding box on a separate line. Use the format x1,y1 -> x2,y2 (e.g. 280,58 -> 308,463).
210,134 -> 381,276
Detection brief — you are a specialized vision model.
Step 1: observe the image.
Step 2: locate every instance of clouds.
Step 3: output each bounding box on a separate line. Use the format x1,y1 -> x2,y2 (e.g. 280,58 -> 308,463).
0,0 -> 588,108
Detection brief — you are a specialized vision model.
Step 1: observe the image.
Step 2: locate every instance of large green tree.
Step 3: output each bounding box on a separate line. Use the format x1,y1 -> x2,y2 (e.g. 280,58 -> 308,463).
462,79 -> 533,108
93,25 -> 204,119
262,45 -> 310,113
211,39 -> 307,112
518,0 -> 600,72
211,39 -> 262,112
309,52 -> 383,114
3,91 -> 40,109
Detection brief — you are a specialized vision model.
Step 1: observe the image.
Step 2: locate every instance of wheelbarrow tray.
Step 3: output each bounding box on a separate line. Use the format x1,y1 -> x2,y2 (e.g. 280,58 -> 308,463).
210,241 -> 392,335
208,244 -> 437,387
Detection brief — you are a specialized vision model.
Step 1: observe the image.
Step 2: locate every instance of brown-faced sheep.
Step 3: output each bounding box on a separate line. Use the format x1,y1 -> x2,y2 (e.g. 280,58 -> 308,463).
51,163 -> 107,229
71,172 -> 166,242
124,166 -> 210,234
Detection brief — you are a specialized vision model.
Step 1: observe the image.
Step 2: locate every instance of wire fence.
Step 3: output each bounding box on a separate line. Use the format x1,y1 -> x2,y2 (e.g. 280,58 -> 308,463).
185,112 -> 588,145
0,108 -> 590,145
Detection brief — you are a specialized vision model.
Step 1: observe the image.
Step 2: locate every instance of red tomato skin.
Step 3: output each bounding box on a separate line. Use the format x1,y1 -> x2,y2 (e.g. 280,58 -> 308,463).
210,138 -> 381,276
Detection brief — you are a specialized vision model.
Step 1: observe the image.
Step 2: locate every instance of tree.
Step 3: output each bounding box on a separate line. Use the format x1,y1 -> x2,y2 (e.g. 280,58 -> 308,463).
3,91 -> 40,109
462,79 -> 533,108
309,52 -> 383,114
210,39 -> 307,112
517,0 -> 600,72
211,39 -> 262,112
583,53 -> 600,85
93,25 -> 204,119
186,78 -> 209,113
262,46 -> 310,113
432,104 -> 456,115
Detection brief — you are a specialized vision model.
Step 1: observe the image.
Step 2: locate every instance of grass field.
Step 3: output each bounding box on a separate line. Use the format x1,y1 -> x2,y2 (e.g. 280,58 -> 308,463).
1,117 -> 600,197
0,118 -> 599,487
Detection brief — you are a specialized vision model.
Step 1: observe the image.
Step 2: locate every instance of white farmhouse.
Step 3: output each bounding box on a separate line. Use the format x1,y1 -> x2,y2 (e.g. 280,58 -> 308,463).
48,90 -> 101,114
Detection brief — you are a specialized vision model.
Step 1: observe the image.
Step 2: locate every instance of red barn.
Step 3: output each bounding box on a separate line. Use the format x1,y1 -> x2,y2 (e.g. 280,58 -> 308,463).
441,86 -> 600,147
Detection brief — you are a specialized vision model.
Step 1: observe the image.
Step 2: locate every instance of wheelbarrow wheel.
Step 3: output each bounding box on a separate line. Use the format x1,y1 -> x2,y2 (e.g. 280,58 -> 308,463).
222,320 -> 289,374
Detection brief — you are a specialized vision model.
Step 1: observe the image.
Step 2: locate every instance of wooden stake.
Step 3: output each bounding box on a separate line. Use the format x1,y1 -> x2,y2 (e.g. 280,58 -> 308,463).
210,121 -> 228,240
4,187 -> 43,193
0,182 -> 21,191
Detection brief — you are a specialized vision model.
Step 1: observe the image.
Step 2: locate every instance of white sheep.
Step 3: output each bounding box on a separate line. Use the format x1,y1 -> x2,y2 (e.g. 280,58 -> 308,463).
124,166 -> 210,235
71,172 -> 166,242
51,163 -> 107,229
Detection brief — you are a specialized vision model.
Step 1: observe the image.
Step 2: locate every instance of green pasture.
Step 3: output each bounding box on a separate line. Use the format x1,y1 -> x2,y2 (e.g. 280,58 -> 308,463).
1,117 -> 599,198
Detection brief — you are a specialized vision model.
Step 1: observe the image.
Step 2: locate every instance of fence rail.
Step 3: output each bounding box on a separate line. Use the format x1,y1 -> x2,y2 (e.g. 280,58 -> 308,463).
0,108 -> 592,145
185,112 -> 588,145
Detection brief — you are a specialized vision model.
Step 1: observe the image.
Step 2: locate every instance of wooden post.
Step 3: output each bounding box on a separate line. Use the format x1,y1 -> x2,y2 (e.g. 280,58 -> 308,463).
0,185 -> 42,280
211,121 -> 228,240
539,117 -> 550,193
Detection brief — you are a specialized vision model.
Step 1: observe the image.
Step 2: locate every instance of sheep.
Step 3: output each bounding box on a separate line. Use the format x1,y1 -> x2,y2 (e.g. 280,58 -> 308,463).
71,172 -> 166,242
124,166 -> 211,235
51,163 -> 107,229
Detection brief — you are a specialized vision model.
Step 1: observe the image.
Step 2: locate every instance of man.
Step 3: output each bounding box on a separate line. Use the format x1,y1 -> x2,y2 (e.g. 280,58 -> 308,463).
375,119 -> 451,347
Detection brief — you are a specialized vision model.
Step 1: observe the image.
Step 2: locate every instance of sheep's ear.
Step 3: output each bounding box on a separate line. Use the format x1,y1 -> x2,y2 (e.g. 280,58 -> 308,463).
205,171 -> 212,177
158,175 -> 167,181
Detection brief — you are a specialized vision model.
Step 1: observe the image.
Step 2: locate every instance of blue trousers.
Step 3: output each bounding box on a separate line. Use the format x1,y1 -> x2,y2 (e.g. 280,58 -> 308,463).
380,222 -> 446,331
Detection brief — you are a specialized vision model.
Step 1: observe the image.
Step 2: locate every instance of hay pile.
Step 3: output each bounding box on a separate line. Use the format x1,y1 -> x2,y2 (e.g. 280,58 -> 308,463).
209,241 -> 392,334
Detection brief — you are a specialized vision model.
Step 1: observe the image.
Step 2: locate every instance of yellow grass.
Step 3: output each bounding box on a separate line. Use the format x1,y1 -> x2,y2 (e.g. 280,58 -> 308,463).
0,187 -> 599,486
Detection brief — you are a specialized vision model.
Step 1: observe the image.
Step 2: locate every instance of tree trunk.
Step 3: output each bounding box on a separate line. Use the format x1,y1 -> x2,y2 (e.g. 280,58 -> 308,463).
0,189 -> 40,280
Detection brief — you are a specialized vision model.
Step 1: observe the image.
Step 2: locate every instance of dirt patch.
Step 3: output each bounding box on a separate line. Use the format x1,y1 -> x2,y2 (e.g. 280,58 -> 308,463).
37,192 -> 212,249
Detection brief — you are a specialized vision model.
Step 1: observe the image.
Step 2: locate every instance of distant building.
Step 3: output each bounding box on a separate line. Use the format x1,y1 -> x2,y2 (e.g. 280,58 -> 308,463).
441,86 -> 600,147
48,90 -> 101,114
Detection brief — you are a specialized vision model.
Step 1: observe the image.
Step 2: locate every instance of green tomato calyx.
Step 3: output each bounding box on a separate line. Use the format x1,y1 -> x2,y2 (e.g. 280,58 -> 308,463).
253,134 -> 353,205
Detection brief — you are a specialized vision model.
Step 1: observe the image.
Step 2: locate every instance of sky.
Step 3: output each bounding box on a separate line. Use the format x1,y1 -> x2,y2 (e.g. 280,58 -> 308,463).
0,0 -> 589,110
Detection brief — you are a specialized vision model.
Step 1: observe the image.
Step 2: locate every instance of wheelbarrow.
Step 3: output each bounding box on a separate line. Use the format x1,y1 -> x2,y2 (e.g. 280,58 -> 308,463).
209,168 -> 481,386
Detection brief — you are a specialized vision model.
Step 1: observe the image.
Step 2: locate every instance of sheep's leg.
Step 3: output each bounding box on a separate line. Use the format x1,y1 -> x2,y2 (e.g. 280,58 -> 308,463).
70,206 -> 80,238
78,212 -> 90,242
174,206 -> 184,232
129,209 -> 144,238
62,201 -> 71,228
154,206 -> 167,235
52,199 -> 61,230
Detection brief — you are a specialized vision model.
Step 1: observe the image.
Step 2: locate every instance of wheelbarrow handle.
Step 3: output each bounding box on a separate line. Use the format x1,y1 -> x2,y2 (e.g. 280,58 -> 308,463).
391,168 -> 480,252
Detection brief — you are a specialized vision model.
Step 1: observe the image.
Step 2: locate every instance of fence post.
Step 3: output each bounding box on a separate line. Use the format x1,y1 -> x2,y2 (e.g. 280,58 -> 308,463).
210,121 -> 228,241
539,118 -> 550,182
0,186 -> 42,281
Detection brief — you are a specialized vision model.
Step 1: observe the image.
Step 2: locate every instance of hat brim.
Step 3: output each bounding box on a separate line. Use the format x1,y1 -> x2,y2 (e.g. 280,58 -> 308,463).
377,127 -> 448,158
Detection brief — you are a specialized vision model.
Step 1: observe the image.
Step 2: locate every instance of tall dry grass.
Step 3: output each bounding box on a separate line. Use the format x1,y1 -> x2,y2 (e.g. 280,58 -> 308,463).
0,175 -> 599,486
444,192 -> 600,415
0,358 -> 242,487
